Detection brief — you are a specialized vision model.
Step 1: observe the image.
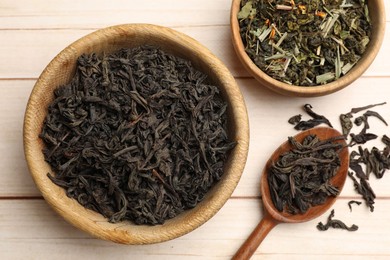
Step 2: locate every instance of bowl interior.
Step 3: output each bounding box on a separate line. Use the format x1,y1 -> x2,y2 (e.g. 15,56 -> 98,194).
24,24 -> 249,244
230,0 -> 386,97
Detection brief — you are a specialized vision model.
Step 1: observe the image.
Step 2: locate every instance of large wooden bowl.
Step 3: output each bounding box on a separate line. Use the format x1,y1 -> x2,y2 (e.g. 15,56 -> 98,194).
230,0 -> 386,97
23,24 -> 249,244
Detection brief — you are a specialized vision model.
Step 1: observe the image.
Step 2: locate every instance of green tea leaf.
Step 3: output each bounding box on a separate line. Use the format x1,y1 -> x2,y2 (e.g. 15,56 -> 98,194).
250,28 -> 262,37
238,1 -> 255,20
340,30 -> 350,40
361,36 -> 370,48
288,21 -> 300,31
341,62 -> 355,75
335,46 -> 342,79
316,72 -> 335,84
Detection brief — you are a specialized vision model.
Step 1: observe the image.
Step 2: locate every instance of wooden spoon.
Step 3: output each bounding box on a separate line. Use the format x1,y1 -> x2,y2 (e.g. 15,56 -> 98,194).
233,127 -> 349,259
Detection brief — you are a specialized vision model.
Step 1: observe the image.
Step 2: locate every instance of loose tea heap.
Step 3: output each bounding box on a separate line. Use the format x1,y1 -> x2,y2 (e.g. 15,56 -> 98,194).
238,0 -> 371,86
40,46 -> 235,225
268,134 -> 344,214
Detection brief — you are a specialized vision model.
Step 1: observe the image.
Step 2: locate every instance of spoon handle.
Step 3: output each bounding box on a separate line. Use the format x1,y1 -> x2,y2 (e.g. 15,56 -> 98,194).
232,214 -> 278,260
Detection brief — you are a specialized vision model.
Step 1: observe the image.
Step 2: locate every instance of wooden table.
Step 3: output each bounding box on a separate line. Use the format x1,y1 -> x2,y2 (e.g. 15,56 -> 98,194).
1,1 -> 390,259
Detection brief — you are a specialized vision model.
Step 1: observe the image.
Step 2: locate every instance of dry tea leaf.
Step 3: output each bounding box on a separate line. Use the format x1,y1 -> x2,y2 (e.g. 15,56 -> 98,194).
41,46 -> 236,225
317,209 -> 358,231
237,0 -> 255,19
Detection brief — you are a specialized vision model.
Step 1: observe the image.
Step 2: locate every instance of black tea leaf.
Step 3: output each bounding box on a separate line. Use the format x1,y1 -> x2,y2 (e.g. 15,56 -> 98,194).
40,46 -> 236,225
317,209 -> 358,232
268,134 -> 344,214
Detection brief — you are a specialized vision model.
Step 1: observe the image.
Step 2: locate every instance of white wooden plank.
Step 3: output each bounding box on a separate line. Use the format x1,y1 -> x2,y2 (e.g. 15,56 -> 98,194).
0,198 -> 389,259
2,77 -> 390,199
0,24 -> 390,79
0,26 -> 248,79
0,0 -> 388,30
0,80 -> 39,196
386,0 -> 390,20
0,0 -> 231,29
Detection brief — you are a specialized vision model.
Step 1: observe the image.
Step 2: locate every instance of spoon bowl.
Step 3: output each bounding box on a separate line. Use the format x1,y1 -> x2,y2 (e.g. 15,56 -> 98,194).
233,127 -> 349,259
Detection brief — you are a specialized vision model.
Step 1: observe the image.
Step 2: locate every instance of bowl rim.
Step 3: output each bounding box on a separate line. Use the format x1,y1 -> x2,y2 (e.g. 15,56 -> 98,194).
230,0 -> 386,97
23,23 -> 250,244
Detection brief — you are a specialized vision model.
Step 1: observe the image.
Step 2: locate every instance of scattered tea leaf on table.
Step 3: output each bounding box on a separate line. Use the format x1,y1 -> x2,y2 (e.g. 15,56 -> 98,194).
317,209 -> 358,231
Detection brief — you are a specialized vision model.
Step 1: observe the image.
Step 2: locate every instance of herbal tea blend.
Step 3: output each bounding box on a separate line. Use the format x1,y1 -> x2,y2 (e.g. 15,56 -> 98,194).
40,46 -> 235,225
268,134 -> 344,214
238,0 -> 371,86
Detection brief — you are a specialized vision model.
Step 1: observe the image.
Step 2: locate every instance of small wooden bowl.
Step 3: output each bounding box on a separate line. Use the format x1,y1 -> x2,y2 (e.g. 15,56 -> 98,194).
230,0 -> 386,97
23,24 -> 249,244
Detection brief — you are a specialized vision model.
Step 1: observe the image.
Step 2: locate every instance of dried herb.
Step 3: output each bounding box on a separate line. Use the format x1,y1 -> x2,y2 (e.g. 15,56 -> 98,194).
340,102 -> 386,136
238,0 -> 372,86
355,110 -> 388,128
268,134 -> 344,214
350,132 -> 377,146
348,200 -> 362,212
340,113 -> 354,136
288,114 -> 302,125
294,104 -> 333,130
349,159 -> 367,180
348,171 -> 376,212
41,46 -> 235,225
382,134 -> 390,147
345,105 -> 389,211
348,109 -> 388,146
350,144 -> 390,180
317,209 -> 358,231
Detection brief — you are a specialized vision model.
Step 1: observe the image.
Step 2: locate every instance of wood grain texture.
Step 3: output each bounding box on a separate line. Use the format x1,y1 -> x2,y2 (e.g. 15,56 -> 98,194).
1,24 -> 390,79
1,0 -> 390,258
1,198 -> 390,259
0,0 -> 388,30
0,0 -> 232,29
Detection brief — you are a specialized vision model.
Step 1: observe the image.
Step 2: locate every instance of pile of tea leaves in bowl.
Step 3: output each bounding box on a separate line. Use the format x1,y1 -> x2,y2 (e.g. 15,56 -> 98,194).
40,46 -> 236,225
237,0 -> 371,86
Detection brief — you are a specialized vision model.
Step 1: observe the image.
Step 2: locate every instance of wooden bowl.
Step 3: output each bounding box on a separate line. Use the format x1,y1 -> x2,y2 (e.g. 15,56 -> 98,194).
23,24 -> 249,244
230,0 -> 386,97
